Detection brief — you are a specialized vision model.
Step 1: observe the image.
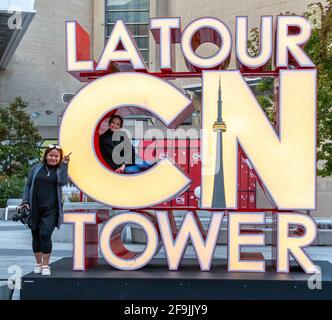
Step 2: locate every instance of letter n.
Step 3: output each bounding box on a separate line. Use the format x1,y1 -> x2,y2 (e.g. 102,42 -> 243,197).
201,70 -> 316,210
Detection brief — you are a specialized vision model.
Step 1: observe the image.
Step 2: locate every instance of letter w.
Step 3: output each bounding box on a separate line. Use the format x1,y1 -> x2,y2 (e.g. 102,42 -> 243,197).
156,212 -> 224,271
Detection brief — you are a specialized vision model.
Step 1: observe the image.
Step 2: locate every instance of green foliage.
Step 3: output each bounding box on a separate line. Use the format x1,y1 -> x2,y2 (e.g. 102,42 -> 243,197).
247,1 -> 332,176
247,28 -> 275,122
256,94 -> 274,122
305,1 -> 332,176
68,192 -> 80,202
0,97 -> 42,177
0,174 -> 26,207
247,27 -> 260,56
0,97 -> 42,207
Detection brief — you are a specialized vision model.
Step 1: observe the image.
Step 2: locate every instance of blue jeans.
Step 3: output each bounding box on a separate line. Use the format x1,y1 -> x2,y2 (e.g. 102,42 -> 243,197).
124,160 -> 152,173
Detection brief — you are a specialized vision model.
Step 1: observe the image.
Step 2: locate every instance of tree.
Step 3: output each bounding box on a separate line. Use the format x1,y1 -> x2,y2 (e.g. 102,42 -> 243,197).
305,1 -> 332,176
0,174 -> 27,208
0,97 -> 42,176
0,97 -> 42,207
247,1 -> 332,176
247,28 -> 275,122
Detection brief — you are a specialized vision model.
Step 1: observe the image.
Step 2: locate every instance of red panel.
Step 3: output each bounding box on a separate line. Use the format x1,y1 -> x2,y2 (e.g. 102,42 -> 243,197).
138,140 -> 156,163
84,223 -> 98,269
248,170 -> 256,191
138,140 -> 156,149
174,143 -> 189,173
188,192 -> 199,207
238,192 -> 249,209
75,23 -> 92,61
249,192 -> 256,209
237,145 -> 257,209
237,147 -> 243,190
68,22 -> 97,82
155,149 -> 168,162
239,155 -> 249,191
240,229 -> 264,235
158,201 -> 172,207
188,140 -> 201,192
172,139 -> 189,151
155,139 -> 174,149
71,69 -> 279,83
155,139 -> 174,162
240,252 -> 264,261
171,192 -> 188,207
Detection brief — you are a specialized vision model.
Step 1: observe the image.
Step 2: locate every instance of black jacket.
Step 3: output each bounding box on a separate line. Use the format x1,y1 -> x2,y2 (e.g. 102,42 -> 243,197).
99,129 -> 135,170
22,163 -> 69,228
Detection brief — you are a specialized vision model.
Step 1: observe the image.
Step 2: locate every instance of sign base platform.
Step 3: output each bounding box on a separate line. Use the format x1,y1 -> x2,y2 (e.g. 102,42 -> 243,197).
21,258 -> 332,300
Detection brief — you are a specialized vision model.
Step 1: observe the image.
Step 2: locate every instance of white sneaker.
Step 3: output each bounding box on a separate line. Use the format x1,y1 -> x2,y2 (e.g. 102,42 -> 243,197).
33,264 -> 41,274
41,266 -> 51,276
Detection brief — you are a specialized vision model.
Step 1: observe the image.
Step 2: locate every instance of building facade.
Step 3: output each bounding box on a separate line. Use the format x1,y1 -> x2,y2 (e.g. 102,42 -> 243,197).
0,0 -> 323,136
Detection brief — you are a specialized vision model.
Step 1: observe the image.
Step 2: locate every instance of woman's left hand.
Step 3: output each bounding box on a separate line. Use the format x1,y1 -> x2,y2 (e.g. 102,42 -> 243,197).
62,152 -> 72,165
115,164 -> 126,173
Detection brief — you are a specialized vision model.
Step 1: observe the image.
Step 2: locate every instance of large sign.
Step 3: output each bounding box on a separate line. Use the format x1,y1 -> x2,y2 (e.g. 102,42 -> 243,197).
61,16 -> 318,274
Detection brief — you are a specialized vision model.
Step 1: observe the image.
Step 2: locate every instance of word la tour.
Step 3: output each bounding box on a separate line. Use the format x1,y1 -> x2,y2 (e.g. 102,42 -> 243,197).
66,15 -> 315,73
64,211 -> 320,274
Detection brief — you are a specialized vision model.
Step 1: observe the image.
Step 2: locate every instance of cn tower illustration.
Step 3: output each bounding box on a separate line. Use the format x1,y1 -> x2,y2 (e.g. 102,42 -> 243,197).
212,77 -> 226,208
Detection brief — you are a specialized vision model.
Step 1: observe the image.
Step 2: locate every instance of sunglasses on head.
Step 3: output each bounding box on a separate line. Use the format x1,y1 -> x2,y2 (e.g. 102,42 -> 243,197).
48,144 -> 61,150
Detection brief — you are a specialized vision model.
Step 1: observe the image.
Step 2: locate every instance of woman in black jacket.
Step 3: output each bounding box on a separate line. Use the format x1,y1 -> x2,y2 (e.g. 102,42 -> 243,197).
99,115 -> 151,173
19,145 -> 71,276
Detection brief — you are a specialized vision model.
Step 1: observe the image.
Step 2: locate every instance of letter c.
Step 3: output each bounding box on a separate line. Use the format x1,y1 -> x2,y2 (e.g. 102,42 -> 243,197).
59,72 -> 192,208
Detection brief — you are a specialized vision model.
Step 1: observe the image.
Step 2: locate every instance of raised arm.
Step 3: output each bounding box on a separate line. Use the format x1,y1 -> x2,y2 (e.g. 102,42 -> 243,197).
58,152 -> 71,186
58,163 -> 69,186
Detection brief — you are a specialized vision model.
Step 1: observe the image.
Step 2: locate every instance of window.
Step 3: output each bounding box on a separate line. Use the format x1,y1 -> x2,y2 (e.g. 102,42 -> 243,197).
105,0 -> 149,64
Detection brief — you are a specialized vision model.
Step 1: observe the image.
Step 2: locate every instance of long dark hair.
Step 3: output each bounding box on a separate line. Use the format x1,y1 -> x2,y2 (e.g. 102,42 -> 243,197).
108,115 -> 124,128
42,146 -> 63,166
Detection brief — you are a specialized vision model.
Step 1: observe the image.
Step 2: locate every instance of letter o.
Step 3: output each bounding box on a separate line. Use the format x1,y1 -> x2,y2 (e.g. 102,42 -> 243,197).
181,17 -> 232,71
99,213 -> 160,270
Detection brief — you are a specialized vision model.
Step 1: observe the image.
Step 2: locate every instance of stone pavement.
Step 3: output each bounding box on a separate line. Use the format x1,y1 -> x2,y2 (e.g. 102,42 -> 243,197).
0,220 -> 332,300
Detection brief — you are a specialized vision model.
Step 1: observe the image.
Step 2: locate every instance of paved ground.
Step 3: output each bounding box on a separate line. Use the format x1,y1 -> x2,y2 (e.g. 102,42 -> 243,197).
0,220 -> 332,300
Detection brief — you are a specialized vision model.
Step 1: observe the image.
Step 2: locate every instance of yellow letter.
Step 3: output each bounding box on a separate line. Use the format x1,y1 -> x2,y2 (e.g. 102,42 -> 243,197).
99,212 -> 159,270
96,20 -> 146,71
201,70 -> 316,209
59,72 -> 192,208
276,16 -> 314,68
157,211 -> 224,271
66,21 -> 94,72
63,212 -> 96,270
228,213 -> 265,272
181,18 -> 232,71
150,17 -> 181,71
276,213 -> 319,273
236,16 -> 273,70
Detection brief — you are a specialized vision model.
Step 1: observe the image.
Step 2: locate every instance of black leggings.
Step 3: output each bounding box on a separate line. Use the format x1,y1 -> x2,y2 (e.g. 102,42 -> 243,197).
31,227 -> 55,254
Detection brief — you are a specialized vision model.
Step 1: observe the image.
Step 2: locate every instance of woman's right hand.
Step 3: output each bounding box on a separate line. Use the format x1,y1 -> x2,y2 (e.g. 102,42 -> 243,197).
62,152 -> 72,165
19,204 -> 30,210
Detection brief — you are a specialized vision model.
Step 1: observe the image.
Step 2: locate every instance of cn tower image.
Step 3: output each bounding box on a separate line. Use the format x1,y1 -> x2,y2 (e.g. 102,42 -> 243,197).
212,78 -> 227,208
